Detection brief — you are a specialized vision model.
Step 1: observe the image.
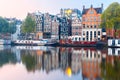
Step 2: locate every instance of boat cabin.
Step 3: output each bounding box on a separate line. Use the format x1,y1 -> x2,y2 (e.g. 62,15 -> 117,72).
68,36 -> 82,41
108,39 -> 120,47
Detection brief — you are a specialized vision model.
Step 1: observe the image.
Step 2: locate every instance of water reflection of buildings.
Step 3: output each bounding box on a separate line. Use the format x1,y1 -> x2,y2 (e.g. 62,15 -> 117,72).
12,46 -> 120,79
1,46 -> 120,79
108,48 -> 120,56
106,48 -> 120,65
0,46 -> 17,67
82,48 -> 101,80
71,48 -> 82,75
12,46 -> 103,78
101,48 -> 120,79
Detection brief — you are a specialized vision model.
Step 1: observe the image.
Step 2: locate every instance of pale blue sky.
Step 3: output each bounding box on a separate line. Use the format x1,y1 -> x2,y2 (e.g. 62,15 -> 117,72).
0,0 -> 119,19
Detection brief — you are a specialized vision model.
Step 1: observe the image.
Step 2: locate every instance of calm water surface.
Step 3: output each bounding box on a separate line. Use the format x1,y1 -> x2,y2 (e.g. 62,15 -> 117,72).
0,45 -> 120,80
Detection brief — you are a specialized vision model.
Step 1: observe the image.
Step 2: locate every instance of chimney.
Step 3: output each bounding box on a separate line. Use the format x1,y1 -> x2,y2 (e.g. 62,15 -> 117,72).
83,5 -> 85,10
60,8 -> 63,17
91,4 -> 93,8
101,3 -> 103,10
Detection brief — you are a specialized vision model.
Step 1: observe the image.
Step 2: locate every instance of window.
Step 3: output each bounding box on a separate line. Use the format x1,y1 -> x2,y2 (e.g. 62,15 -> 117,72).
91,26 -> 92,28
83,24 -> 85,28
75,38 -> 77,41
86,31 -> 89,41
118,40 -> 120,44
98,31 -> 100,35
83,38 -> 85,41
90,16 -> 92,22
85,18 -> 88,22
112,48 -> 115,55
76,27 -> 78,29
94,25 -> 96,28
87,38 -> 88,41
75,32 -> 78,35
86,31 -> 89,36
90,10 -> 94,14
83,31 -> 85,35
112,40 -> 115,45
98,38 -> 100,40
90,31 -> 92,36
64,28 -> 66,31
118,51 -> 120,55
90,31 -> 92,41
79,38 -> 81,41
94,31 -> 96,37
94,17 -> 96,21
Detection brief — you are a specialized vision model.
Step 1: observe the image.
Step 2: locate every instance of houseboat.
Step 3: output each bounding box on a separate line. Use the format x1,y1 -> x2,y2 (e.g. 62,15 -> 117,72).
14,46 -> 52,51
59,36 -> 104,47
108,39 -> 120,48
12,39 -> 58,46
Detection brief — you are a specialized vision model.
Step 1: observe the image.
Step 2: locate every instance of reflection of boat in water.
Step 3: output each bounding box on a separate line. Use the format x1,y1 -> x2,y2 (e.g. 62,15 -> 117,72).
14,46 -> 53,51
108,39 -> 120,48
108,48 -> 120,56
0,45 -> 11,50
12,39 -> 58,46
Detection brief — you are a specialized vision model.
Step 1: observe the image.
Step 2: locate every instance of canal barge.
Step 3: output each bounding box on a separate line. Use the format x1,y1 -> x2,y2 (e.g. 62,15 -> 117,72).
59,36 -> 106,47
12,39 -> 58,46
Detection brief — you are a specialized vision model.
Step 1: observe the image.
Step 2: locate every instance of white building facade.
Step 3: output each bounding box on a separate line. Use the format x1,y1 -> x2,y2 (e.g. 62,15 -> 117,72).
82,28 -> 102,41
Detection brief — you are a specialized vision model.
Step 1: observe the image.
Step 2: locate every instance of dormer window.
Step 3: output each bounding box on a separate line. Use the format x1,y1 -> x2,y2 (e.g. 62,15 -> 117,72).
90,10 -> 94,14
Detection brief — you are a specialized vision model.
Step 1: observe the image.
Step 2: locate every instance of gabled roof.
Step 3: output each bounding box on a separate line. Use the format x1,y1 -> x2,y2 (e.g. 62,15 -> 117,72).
82,7 -> 102,15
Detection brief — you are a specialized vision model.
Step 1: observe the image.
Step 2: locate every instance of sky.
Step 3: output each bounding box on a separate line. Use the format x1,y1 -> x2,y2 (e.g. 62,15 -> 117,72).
0,0 -> 119,20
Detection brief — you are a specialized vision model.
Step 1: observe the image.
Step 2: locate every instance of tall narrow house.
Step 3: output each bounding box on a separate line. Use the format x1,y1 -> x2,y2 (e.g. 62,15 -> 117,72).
43,13 -> 52,39
51,16 -> 60,40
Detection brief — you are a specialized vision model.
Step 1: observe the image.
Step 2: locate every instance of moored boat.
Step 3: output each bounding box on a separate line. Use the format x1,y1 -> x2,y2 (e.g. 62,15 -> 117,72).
108,39 -> 120,48
59,36 -> 105,47
12,39 -> 58,46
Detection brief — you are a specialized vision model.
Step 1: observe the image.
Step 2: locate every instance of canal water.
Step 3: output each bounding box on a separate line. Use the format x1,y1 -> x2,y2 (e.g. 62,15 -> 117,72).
0,45 -> 120,80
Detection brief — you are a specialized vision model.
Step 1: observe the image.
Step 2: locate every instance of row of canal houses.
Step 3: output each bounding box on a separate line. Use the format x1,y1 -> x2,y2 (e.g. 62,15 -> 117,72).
27,4 -> 106,42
